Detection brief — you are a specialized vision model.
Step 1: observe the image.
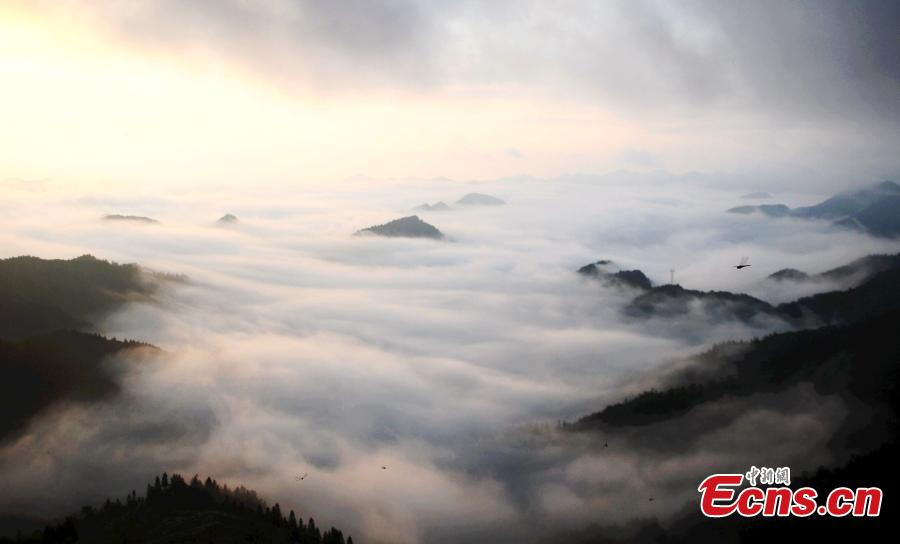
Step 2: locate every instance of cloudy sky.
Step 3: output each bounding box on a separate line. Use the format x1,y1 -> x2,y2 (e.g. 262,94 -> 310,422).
1,0 -> 898,189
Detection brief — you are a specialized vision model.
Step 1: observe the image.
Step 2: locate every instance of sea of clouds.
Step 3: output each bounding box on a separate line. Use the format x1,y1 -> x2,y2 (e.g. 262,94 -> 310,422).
1,173 -> 898,542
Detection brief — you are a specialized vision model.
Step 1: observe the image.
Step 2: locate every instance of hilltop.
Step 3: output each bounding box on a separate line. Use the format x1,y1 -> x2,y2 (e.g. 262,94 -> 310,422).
103,214 -> 158,224
726,181 -> 900,237
355,215 -> 444,239
456,193 -> 505,206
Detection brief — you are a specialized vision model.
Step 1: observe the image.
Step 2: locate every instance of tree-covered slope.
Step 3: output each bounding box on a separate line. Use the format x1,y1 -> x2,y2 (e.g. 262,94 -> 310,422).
0,331 -> 156,441
573,310 -> 899,431
0,255 -> 167,441
0,255 -> 157,340
2,473 -> 352,544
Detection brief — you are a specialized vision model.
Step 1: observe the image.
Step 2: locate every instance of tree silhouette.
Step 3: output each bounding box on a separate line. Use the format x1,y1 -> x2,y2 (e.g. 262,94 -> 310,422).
3,473 -> 353,543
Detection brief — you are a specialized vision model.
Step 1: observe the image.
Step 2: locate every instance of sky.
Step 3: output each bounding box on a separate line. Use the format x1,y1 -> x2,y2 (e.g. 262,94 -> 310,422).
1,0 -> 899,189
1,2 -> 900,543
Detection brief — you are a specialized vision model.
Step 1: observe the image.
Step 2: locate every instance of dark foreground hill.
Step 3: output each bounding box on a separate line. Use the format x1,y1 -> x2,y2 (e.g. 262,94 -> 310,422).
555,253 -> 900,542
0,255 -> 357,543
776,266 -> 900,324
542,443 -> 899,544
0,255 -> 170,441
355,215 -> 444,239
558,310 -> 900,542
575,309 -> 899,432
0,331 -> 156,441
0,255 -> 159,340
1,473 -> 352,544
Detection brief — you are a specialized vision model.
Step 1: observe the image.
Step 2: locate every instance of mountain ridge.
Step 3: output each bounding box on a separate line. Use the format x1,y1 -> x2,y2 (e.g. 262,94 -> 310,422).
726,181 -> 900,237
355,215 -> 444,239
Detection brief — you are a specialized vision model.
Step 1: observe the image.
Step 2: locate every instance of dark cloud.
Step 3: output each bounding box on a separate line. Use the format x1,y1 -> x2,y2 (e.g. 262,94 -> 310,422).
76,0 -> 440,89
684,0 -> 900,123
55,0 -> 899,124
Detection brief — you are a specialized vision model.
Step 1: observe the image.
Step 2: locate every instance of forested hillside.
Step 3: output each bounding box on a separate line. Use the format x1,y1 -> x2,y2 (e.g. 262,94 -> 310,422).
1,473 -> 352,544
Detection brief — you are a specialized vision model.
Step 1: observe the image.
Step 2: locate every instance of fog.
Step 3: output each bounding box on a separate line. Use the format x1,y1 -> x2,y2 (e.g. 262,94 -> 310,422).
2,173 -> 898,542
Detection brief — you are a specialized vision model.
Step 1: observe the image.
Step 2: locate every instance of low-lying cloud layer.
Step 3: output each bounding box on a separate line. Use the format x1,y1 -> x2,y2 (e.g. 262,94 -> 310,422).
2,174 -> 899,542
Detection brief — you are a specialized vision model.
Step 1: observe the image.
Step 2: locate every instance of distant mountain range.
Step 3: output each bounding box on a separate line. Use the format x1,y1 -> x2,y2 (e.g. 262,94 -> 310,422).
103,214 -> 158,224
727,180 -> 900,237
624,283 -> 780,324
355,215 -> 444,239
623,256 -> 900,326
768,253 -> 900,286
411,193 -> 505,211
577,258 -> 785,325
578,253 -> 900,327
456,193 -> 505,206
413,201 -> 451,212
727,203 -> 791,217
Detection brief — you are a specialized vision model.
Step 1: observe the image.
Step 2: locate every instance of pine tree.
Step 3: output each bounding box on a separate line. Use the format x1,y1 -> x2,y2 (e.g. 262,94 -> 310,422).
323,528 -> 345,544
161,472 -> 169,487
307,518 -> 321,543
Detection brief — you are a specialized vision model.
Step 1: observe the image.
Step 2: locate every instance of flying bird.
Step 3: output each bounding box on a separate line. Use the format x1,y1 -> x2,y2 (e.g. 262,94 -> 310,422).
381,466 -> 387,470
734,256 -> 751,270
296,473 -> 308,481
